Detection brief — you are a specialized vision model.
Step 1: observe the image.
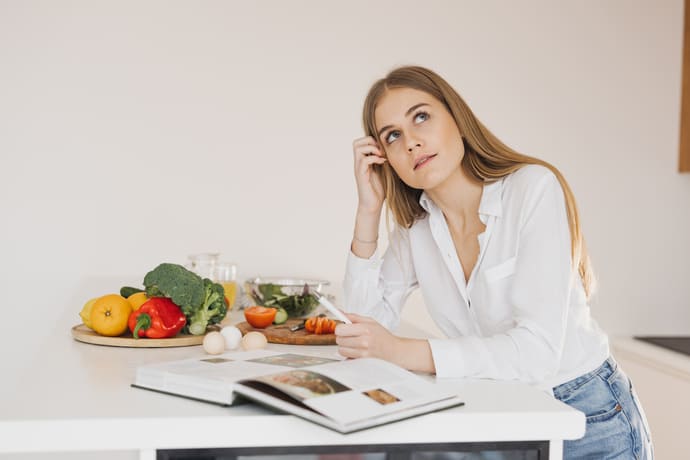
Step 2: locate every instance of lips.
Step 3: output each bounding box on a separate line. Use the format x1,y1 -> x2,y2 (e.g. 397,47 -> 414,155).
413,154 -> 438,170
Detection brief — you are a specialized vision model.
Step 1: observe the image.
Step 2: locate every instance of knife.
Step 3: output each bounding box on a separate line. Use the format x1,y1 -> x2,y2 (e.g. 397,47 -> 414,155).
311,291 -> 352,324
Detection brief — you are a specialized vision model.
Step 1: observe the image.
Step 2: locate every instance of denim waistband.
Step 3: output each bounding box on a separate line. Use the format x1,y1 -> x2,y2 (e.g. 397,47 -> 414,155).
552,356 -> 617,400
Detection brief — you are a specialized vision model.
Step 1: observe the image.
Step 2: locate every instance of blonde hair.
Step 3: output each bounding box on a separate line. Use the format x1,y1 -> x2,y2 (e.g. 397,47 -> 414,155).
362,66 -> 595,298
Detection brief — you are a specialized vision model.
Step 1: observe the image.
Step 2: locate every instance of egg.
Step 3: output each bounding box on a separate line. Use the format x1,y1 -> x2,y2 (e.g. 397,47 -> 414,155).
241,331 -> 268,350
220,325 -> 242,350
202,331 -> 226,355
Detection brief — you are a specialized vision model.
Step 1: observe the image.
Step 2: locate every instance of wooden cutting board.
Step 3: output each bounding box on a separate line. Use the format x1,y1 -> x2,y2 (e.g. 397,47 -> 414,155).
71,323 -> 217,348
236,319 -> 336,345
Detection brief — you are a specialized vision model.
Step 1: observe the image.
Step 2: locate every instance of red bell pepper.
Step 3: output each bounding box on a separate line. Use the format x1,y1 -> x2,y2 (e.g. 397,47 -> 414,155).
128,297 -> 186,339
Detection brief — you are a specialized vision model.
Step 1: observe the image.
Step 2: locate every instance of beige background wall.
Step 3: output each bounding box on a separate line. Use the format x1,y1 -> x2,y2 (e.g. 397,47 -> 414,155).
1,0 -> 689,370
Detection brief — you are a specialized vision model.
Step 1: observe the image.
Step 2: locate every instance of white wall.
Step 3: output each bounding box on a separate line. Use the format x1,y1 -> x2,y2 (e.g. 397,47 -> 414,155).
1,0 -> 689,369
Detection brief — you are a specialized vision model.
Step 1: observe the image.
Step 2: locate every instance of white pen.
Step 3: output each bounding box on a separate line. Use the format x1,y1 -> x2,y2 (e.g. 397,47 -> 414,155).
311,291 -> 352,324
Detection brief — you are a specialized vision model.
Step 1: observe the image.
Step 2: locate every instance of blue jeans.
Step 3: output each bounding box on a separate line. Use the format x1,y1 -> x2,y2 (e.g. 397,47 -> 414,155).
553,357 -> 653,459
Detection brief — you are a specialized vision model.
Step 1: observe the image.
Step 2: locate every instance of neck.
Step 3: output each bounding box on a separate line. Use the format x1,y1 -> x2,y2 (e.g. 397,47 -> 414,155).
425,166 -> 484,223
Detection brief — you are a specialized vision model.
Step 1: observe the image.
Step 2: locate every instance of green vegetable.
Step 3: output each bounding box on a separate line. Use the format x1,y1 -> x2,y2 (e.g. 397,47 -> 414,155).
255,283 -> 319,317
187,278 -> 227,335
144,263 -> 205,310
120,286 -> 144,298
143,263 -> 227,335
273,307 -> 288,325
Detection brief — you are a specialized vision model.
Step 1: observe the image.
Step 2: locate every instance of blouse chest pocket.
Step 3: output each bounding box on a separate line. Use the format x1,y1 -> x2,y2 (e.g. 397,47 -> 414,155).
477,257 -> 518,330
483,257 -> 517,283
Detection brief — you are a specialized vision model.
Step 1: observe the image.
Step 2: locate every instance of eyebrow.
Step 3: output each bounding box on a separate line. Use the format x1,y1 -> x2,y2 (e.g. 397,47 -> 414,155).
377,103 -> 430,138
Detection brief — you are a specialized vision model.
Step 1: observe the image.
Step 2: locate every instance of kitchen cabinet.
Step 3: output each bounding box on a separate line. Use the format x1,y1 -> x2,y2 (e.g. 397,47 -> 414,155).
611,337 -> 690,460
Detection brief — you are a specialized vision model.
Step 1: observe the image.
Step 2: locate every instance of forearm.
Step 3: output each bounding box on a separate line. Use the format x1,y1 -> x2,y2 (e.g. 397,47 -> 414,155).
392,337 -> 436,374
351,207 -> 381,259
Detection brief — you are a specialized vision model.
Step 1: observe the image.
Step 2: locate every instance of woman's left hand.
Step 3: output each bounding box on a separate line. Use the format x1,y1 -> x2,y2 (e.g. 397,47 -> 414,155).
335,313 -> 437,374
335,313 -> 401,361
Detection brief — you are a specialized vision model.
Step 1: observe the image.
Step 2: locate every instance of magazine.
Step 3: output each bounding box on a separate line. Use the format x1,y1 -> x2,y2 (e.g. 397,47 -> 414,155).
132,349 -> 464,433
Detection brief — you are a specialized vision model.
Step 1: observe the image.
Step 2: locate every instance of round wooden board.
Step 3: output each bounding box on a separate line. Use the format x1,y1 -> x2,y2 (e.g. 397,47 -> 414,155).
71,324 -> 216,348
236,319 -> 336,345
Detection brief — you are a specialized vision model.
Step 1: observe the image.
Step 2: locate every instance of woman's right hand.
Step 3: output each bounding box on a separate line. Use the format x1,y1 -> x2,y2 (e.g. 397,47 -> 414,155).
352,136 -> 387,214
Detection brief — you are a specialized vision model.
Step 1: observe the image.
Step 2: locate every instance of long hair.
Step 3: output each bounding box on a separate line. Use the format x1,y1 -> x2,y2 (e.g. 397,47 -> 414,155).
362,66 -> 595,298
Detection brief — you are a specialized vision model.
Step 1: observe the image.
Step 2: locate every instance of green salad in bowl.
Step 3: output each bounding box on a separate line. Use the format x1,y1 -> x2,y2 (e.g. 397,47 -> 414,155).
244,277 -> 329,318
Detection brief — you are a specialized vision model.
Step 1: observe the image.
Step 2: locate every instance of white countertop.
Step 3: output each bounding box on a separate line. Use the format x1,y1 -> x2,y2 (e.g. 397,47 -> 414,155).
0,304 -> 585,455
611,336 -> 690,379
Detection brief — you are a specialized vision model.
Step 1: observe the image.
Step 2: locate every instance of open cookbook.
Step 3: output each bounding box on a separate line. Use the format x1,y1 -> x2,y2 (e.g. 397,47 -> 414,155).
132,349 -> 464,433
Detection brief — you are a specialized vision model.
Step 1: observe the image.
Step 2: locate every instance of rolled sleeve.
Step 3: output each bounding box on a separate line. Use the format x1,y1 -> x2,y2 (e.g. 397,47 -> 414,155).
345,249 -> 383,276
343,230 -> 417,331
429,337 -> 485,378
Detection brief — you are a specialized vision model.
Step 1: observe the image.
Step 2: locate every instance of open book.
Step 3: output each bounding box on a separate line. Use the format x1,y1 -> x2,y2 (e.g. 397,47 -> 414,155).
132,349 -> 464,433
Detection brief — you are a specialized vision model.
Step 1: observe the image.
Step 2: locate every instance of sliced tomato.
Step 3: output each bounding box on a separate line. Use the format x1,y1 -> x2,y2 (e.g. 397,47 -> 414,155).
304,316 -> 337,335
244,306 -> 277,329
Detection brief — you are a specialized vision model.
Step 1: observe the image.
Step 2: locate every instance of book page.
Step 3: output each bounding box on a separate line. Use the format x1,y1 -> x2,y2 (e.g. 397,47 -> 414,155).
134,350 -> 342,404
245,358 -> 459,425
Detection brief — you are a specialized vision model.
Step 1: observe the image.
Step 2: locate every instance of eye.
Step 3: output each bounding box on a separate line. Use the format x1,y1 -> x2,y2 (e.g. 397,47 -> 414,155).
414,111 -> 429,123
385,130 -> 401,144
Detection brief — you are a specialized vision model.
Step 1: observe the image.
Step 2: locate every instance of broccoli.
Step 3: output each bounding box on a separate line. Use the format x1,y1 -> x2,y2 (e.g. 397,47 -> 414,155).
187,278 -> 228,335
143,263 -> 205,314
143,263 -> 227,335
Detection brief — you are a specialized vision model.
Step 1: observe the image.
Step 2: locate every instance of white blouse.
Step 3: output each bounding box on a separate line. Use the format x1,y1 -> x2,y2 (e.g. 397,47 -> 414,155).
343,165 -> 609,390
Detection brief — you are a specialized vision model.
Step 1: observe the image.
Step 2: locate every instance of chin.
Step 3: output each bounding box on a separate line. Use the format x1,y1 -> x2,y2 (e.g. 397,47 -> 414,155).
414,170 -> 447,191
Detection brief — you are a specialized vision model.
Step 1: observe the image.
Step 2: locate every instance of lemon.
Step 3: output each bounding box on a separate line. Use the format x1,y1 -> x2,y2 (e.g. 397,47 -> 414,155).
79,297 -> 100,329
127,292 -> 149,311
90,294 -> 132,337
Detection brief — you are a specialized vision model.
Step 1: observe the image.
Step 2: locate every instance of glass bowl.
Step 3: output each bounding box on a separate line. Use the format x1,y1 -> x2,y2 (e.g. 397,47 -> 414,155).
243,277 -> 330,318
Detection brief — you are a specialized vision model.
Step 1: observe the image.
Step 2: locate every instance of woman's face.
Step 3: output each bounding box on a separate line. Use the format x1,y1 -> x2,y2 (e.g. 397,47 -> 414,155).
374,87 -> 464,191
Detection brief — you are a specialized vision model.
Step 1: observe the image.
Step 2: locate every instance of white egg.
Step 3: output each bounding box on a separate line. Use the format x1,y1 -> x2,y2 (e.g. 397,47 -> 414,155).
241,331 -> 268,350
202,331 -> 226,355
220,326 -> 243,350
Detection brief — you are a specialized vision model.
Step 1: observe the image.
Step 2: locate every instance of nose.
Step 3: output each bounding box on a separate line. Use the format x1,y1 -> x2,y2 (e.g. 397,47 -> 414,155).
407,143 -> 421,153
407,137 -> 422,153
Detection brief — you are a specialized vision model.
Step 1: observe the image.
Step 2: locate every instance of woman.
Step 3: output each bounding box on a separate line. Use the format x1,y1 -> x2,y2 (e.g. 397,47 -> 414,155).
336,65 -> 652,459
